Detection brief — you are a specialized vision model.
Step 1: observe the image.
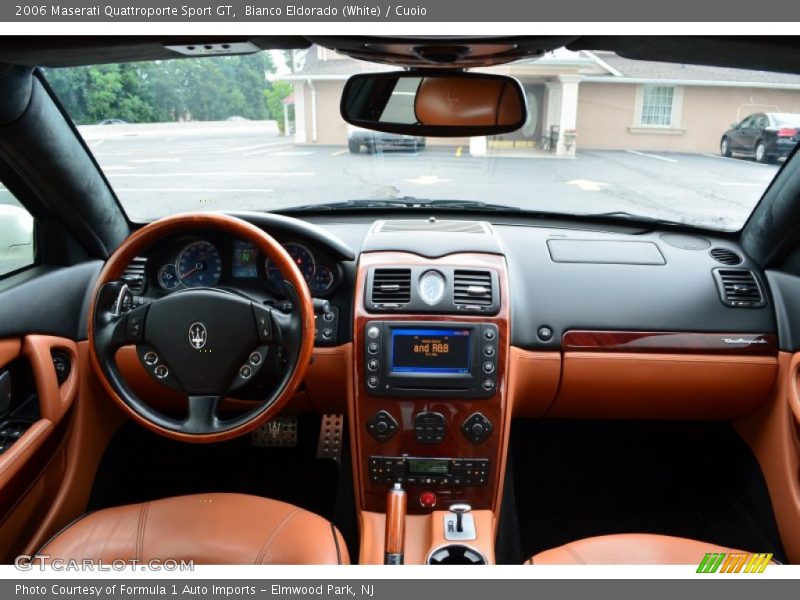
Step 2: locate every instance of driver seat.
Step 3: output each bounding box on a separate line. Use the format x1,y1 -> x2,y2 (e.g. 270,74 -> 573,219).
37,493 -> 348,565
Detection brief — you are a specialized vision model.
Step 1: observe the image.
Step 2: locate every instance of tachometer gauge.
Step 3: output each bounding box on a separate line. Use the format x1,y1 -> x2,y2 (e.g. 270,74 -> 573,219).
309,265 -> 335,295
157,263 -> 182,291
419,270 -> 446,305
176,240 -> 222,288
266,242 -> 316,289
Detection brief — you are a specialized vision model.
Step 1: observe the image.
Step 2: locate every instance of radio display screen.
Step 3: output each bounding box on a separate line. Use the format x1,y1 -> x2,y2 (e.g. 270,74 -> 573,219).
390,328 -> 470,374
408,459 -> 449,475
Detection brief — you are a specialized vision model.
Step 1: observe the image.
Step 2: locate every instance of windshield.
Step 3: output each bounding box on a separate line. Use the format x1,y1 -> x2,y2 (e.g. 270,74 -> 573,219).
45,46 -> 800,230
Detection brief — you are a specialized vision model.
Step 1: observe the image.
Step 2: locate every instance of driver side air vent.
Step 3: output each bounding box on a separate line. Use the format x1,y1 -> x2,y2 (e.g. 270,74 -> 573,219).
121,257 -> 147,294
709,247 -> 743,265
371,268 -> 411,305
713,268 -> 765,308
453,269 -> 493,306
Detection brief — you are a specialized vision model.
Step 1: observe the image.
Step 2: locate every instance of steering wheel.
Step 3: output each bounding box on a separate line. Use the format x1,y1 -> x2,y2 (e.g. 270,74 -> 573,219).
88,213 -> 315,443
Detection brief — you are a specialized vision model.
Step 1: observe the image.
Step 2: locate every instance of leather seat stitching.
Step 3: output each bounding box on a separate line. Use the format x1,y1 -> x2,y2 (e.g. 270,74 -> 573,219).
563,544 -> 586,565
136,502 -> 150,562
254,507 -> 302,564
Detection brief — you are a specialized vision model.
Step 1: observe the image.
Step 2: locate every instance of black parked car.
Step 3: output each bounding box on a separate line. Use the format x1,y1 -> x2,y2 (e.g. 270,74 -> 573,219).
347,125 -> 426,153
720,112 -> 800,163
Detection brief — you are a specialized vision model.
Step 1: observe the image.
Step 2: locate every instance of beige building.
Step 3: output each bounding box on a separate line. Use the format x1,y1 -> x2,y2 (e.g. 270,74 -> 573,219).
285,46 -> 800,156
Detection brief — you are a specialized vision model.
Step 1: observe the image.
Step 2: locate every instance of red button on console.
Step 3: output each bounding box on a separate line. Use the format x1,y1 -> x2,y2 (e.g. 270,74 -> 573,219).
419,491 -> 437,509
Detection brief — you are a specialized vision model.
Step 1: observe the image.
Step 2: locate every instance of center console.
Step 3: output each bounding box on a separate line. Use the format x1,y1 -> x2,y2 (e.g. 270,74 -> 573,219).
351,249 -> 510,563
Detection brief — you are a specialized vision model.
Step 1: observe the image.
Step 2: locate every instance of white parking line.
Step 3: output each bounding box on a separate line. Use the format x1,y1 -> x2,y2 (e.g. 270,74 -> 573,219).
717,182 -> 766,187
108,171 -> 314,177
217,141 -> 289,154
115,188 -> 274,193
704,153 -> 776,167
625,149 -> 678,163
242,144 -> 295,157
129,158 -> 181,164
102,166 -> 136,171
331,149 -> 348,156
90,139 -> 105,148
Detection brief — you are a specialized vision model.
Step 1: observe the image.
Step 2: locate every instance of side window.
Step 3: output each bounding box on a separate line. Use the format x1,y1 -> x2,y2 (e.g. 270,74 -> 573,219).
755,115 -> 769,129
0,186 -> 35,277
738,115 -> 754,129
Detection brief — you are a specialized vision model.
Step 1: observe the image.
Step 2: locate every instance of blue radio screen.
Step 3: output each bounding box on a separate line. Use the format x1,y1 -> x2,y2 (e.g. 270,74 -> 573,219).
390,328 -> 470,374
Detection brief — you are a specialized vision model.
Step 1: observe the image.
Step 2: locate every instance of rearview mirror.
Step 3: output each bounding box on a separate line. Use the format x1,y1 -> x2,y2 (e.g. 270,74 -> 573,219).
340,71 -> 527,137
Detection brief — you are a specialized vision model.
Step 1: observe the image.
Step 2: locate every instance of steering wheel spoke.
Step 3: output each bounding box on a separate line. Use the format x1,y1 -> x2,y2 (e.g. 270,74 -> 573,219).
183,395 -> 221,434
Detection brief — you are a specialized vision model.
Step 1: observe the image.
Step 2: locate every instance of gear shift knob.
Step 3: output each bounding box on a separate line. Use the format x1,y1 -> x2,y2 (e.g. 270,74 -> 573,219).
449,503 -> 471,532
384,483 -> 407,564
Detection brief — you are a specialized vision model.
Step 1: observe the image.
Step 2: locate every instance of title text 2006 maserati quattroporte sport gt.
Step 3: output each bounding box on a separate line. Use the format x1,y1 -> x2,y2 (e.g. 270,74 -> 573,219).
0,35 -> 799,566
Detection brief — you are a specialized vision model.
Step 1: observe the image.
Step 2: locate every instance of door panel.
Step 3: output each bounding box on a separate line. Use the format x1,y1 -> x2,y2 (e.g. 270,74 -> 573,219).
0,335 -> 78,562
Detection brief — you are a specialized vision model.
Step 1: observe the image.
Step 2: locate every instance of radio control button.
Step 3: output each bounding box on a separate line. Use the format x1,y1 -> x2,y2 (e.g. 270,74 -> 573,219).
367,342 -> 379,354
482,361 -> 495,374
368,359 -> 379,371
462,412 -> 493,444
482,378 -> 494,390
420,492 -> 437,509
483,344 -> 495,357
367,326 -> 380,339
367,410 -> 397,442
483,328 -> 496,340
367,375 -> 379,388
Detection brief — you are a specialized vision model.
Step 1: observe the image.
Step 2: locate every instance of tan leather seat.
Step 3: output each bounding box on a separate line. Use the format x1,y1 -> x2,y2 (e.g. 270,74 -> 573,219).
39,493 -> 348,565
529,534 -> 764,565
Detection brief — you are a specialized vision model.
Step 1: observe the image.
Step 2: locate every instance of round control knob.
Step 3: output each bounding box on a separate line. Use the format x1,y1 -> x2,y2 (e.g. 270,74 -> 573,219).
367,326 -> 380,339
471,422 -> 486,437
483,345 -> 495,357
375,421 -> 389,434
367,342 -> 379,354
249,351 -> 262,365
483,328 -> 496,340
420,491 -> 437,509
482,379 -> 494,390
482,361 -> 494,374
143,351 -> 159,366
367,376 -> 379,388
154,364 -> 169,379
368,359 -> 379,371
239,365 -> 252,379
323,312 -> 335,322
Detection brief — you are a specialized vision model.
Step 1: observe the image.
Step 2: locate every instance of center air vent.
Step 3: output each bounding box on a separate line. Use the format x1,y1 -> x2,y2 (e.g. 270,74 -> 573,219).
121,257 -> 147,294
454,270 -> 493,306
371,268 -> 411,305
713,268 -> 765,308
709,247 -> 743,265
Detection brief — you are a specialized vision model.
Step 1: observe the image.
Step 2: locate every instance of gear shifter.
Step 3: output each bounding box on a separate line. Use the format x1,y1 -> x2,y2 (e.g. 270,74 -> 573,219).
444,503 -> 476,541
384,483 -> 406,564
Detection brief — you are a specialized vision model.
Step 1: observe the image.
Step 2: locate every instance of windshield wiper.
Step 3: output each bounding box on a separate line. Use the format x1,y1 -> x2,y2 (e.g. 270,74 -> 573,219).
281,198 -> 522,213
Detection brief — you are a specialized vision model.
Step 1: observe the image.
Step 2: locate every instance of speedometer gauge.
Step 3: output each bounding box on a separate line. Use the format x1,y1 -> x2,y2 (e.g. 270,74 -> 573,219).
419,270 -> 446,305
266,243 -> 316,289
176,240 -> 222,288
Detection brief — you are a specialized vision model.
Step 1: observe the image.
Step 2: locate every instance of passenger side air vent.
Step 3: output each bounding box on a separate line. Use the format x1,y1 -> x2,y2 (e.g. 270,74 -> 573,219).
709,247 -> 742,265
121,257 -> 147,294
453,270 -> 493,306
371,268 -> 411,305
713,269 -> 765,308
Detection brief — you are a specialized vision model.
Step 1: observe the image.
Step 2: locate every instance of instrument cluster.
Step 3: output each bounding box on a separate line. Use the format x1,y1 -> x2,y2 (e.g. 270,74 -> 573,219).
148,235 -> 342,297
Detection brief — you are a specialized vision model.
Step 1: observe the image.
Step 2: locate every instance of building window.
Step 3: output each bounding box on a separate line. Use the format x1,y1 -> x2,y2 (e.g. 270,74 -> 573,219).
640,85 -> 675,126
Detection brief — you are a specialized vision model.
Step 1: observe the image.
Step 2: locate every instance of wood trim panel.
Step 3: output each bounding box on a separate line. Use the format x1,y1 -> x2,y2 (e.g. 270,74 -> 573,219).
352,252 -> 511,515
563,331 -> 778,356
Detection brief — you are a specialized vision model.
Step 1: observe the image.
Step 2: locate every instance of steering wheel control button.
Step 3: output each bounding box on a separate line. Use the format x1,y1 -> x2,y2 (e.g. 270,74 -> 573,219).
143,351 -> 159,366
126,308 -> 147,341
414,412 -> 446,444
367,325 -> 381,339
462,413 -> 493,445
419,491 -> 438,509
153,364 -> 169,379
249,352 -> 263,366
251,305 -> 273,342
367,410 -> 398,442
239,365 -> 253,380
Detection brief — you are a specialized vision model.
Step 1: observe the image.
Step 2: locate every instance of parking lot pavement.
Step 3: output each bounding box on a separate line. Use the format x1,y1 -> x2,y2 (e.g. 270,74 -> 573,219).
84,127 -> 781,230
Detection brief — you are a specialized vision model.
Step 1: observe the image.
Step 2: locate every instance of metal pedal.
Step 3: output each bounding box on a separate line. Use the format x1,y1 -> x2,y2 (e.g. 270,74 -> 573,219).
251,414 -> 298,448
316,414 -> 344,463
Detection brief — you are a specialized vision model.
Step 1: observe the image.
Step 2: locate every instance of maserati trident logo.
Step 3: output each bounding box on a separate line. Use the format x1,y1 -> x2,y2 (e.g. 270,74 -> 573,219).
188,322 -> 207,350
